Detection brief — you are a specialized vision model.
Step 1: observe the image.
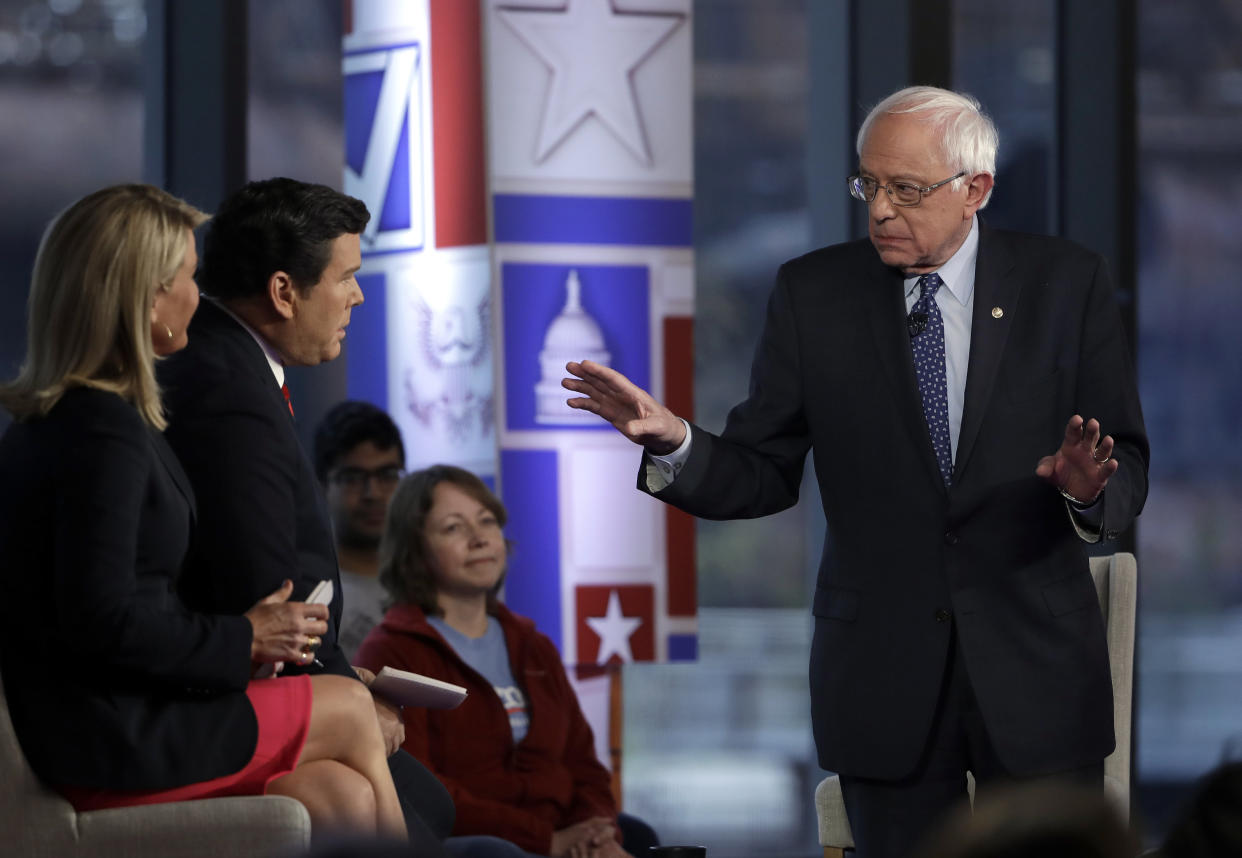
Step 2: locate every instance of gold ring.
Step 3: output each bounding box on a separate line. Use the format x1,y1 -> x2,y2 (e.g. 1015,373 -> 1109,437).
305,635 -> 321,651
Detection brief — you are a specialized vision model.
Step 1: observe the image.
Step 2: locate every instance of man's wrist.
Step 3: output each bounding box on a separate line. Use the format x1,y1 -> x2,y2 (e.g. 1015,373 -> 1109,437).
1059,486 -> 1100,510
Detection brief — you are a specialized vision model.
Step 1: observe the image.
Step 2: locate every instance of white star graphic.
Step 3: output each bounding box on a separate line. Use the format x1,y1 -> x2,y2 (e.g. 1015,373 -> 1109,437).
585,589 -> 643,664
497,0 -> 683,165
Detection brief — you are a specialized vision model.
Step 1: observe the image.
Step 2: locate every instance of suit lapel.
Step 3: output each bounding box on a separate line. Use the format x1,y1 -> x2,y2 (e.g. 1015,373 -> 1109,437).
149,428 -> 197,521
954,227 -> 1020,482
863,255 -> 947,490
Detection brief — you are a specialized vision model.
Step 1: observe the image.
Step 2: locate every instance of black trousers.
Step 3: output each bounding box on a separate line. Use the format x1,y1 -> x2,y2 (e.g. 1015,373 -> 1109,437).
839,627 -> 1104,858
390,748 -> 454,856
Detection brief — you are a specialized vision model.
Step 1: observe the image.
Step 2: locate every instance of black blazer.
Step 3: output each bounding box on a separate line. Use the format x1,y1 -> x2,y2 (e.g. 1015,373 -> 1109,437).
0,388 -> 256,790
646,226 -> 1149,779
161,301 -> 461,850
159,298 -> 352,677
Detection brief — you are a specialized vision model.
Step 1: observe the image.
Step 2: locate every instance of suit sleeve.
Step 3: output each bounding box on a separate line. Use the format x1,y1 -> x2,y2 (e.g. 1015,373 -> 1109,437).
1075,256 -> 1149,540
55,397 -> 252,691
646,264 -> 813,519
355,631 -> 560,855
165,369 -> 354,678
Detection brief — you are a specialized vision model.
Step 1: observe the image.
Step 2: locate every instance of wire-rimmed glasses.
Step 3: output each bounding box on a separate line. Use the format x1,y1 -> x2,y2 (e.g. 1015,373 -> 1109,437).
847,171 -> 966,207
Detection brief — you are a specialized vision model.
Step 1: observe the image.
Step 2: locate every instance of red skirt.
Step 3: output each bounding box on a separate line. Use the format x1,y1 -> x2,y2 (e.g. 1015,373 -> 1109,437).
60,674 -> 312,811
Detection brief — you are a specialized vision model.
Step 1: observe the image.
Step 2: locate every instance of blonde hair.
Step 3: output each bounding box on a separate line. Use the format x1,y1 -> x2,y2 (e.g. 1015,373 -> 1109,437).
0,184 -> 207,429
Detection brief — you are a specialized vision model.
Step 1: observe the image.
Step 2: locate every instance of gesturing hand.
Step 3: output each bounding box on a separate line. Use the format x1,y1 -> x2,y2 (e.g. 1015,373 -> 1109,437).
562,360 -> 686,455
244,579 -> 329,666
352,667 -> 405,756
1035,414 -> 1119,505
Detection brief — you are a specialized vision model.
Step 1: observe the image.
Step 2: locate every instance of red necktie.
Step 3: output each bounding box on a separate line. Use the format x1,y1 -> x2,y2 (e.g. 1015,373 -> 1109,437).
281,383 -> 294,418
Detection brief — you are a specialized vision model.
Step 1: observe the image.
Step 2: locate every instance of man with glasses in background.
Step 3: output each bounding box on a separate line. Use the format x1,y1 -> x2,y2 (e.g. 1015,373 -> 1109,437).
314,400 -> 407,660
564,86 -> 1149,858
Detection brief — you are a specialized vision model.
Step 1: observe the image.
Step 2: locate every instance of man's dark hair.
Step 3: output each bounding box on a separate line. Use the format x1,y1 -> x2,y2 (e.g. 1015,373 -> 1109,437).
915,782 -> 1136,858
1162,761 -> 1242,858
313,400 -> 405,483
199,177 -> 369,301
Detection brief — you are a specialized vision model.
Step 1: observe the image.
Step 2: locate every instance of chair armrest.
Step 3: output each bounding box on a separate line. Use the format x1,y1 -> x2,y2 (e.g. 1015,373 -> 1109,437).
815,774 -> 855,849
76,795 -> 311,858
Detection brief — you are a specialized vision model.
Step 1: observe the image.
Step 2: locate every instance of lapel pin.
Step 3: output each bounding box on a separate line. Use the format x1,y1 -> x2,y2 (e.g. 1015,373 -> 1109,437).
991,307 -> 1004,319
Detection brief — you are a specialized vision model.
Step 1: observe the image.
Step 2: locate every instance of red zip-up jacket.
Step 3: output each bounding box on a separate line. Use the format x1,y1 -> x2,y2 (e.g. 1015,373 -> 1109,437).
355,602 -> 618,854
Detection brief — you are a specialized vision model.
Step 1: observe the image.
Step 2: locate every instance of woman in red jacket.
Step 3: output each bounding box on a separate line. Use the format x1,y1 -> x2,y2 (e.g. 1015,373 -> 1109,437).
354,465 -> 657,858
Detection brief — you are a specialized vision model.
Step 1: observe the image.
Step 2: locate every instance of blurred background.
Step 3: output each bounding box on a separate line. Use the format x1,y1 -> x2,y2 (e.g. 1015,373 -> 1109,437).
1,1 -> 1239,854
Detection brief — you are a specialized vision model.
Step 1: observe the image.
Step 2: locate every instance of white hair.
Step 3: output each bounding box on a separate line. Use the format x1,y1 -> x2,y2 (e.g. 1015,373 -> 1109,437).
856,86 -> 999,207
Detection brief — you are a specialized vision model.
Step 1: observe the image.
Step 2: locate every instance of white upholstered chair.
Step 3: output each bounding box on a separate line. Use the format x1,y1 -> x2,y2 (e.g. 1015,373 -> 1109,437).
0,666 -> 311,858
815,551 -> 1138,857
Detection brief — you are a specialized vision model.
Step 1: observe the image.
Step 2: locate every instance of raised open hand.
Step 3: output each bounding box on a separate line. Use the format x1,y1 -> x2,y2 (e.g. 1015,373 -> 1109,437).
1035,414 -> 1119,505
562,360 -> 686,455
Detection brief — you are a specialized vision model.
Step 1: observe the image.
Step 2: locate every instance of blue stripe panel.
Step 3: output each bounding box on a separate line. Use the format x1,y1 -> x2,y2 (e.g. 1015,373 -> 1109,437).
493,194 -> 693,247
667,634 -> 697,661
346,272 -> 388,408
379,105 -> 412,233
344,69 -> 383,175
500,449 -> 562,652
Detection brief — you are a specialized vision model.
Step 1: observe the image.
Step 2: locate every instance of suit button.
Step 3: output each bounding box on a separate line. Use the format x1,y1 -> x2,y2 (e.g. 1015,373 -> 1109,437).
944,531 -> 959,545
935,609 -> 952,623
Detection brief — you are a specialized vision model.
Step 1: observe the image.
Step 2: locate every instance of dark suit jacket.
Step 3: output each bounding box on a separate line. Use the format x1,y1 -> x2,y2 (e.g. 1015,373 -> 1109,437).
0,388 -> 256,790
646,226 -> 1149,780
159,298 -> 352,677
160,300 -> 456,848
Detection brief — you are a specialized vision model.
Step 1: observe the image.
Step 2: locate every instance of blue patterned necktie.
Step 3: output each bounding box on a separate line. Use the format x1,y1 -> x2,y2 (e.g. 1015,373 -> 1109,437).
910,273 -> 952,486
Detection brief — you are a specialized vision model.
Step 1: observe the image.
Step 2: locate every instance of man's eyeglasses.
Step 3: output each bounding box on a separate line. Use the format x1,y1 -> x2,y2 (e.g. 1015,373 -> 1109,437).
847,172 -> 966,207
329,466 -> 404,491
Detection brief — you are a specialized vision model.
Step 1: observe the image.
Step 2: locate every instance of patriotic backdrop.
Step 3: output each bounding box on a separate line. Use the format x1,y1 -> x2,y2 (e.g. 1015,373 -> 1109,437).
343,0 -> 696,681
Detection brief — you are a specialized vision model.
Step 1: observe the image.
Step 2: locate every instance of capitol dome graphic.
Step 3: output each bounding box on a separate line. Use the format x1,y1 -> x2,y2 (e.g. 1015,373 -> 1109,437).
535,269 -> 611,424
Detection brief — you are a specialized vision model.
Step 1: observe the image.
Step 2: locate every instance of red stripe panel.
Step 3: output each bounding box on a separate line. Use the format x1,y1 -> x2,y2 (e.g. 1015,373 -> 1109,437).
666,506 -> 696,617
663,316 -> 695,616
663,316 -> 693,419
429,0 -> 487,247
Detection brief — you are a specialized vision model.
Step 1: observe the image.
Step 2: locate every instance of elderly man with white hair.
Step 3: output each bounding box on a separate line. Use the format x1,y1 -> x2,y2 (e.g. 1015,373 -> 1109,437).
564,85 -> 1149,858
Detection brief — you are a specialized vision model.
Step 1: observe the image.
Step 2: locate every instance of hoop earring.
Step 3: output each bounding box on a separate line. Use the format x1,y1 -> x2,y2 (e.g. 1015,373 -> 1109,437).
165,325 -> 173,340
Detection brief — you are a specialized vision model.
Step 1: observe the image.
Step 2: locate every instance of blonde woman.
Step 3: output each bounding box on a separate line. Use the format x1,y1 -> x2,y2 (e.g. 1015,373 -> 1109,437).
0,184 -> 406,840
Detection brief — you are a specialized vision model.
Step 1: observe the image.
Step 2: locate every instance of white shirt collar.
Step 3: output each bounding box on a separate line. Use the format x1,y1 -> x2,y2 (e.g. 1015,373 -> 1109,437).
215,300 -> 286,387
903,215 -> 980,307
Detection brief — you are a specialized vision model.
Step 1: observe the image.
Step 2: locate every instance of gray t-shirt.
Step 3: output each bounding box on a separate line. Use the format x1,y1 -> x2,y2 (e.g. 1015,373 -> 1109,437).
336,569 -> 387,662
428,615 -> 529,743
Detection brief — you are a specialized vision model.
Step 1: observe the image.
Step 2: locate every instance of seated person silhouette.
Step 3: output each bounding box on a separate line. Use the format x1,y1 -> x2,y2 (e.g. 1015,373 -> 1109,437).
0,184 -> 405,841
355,465 -> 659,858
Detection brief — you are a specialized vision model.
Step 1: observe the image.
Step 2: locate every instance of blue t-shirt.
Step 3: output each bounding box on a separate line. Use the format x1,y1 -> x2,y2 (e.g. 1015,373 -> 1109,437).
428,615 -> 529,743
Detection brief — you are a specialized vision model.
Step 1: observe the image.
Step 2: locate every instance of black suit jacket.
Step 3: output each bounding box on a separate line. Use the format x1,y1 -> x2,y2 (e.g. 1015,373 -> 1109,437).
159,298 -> 352,677
160,300 -> 456,848
0,388 -> 256,790
647,226 -> 1149,779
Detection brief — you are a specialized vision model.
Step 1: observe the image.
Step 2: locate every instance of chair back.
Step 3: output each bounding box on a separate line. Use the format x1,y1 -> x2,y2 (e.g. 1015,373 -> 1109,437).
0,670 -> 82,854
1090,551 -> 1137,819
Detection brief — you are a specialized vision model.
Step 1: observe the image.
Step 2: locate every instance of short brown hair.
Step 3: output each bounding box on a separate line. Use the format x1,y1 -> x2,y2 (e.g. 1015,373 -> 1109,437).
0,184 -> 207,429
378,465 -> 510,615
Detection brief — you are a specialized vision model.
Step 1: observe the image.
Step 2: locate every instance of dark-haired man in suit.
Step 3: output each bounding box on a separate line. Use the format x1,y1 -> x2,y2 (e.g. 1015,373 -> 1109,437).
564,87 -> 1149,858
159,177 -> 453,855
